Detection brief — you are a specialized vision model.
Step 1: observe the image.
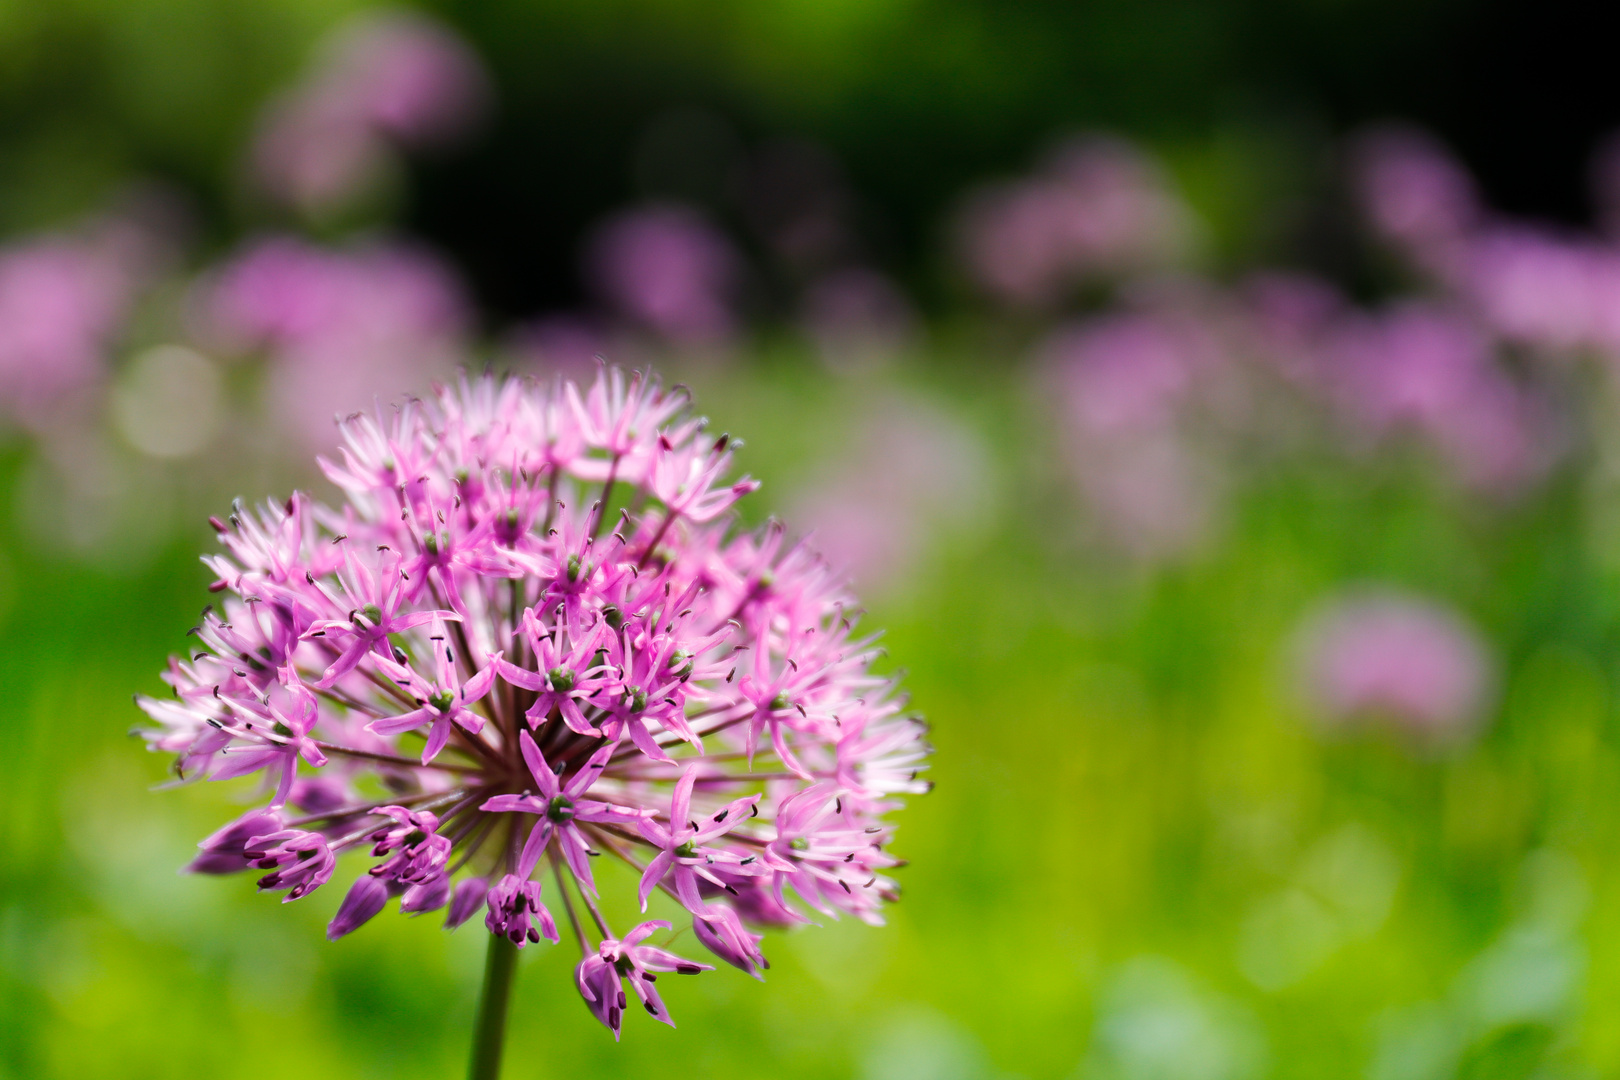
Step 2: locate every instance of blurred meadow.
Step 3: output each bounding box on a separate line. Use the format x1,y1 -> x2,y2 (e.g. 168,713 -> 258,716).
7,1 -> 1620,1078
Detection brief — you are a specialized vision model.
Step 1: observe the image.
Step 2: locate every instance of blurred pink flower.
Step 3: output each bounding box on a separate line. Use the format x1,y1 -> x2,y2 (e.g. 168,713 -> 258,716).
1241,272 -> 1345,384
253,99 -> 393,216
0,237 -> 138,423
1041,312 -> 1225,560
201,235 -> 469,449
790,394 -> 990,588
322,11 -> 489,147
1323,304 -> 1549,491
1350,125 -> 1620,366
1296,590 -> 1493,746
252,10 -> 489,215
955,136 -> 1193,308
1464,227 -> 1620,355
1350,126 -> 1479,278
585,204 -> 740,345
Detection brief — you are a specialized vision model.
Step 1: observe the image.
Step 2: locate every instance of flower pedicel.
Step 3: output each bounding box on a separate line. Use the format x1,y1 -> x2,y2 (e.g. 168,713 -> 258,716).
136,366 -> 928,1055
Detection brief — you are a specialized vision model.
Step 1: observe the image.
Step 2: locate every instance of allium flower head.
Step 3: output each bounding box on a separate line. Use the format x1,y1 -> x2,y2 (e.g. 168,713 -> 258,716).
0,235 -> 138,420
1039,312 -> 1226,561
201,236 -> 469,450
1322,304 -> 1548,492
955,136 -> 1193,309
251,10 -> 489,215
585,205 -> 740,345
138,365 -> 927,1036
1294,589 -> 1494,747
1350,126 -> 1479,258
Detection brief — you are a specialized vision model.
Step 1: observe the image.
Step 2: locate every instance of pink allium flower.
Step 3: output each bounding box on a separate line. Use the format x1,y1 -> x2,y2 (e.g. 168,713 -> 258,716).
585,205 -> 741,345
1295,590 -> 1494,746
1463,227 -> 1620,355
955,136 -> 1193,308
1041,313 -> 1226,561
1350,127 -> 1479,258
0,237 -> 135,421
576,920 -> 711,1038
201,235 -> 469,450
789,394 -> 991,588
1322,304 -> 1549,492
136,366 -> 927,1038
251,10 -> 489,215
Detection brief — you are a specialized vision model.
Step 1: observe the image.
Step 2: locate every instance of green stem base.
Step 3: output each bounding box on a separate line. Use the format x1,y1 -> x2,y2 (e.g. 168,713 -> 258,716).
468,933 -> 519,1080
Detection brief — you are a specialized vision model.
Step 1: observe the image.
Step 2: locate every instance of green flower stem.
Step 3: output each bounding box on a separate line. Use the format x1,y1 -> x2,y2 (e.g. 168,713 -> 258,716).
468,932 -> 519,1080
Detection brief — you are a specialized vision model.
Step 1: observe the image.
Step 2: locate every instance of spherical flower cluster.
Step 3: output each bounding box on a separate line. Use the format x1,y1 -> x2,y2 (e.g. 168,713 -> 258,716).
1295,589 -> 1494,748
251,10 -> 489,217
137,366 -> 928,1037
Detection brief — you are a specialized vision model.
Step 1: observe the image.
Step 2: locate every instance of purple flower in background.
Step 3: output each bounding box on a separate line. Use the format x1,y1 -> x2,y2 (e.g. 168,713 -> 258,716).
585,204 -> 740,345
1463,227 -> 1620,355
1349,124 -> 1620,365
790,392 -> 991,588
0,237 -> 135,422
1350,126 -> 1479,274
252,95 -> 392,219
206,236 -> 465,351
252,10 -> 489,215
136,366 -> 926,1037
955,135 -> 1193,308
1323,304 -> 1548,492
1040,312 -> 1226,561
321,11 -> 490,147
1049,314 -> 1207,435
1295,589 -> 1494,746
201,235 -> 468,449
